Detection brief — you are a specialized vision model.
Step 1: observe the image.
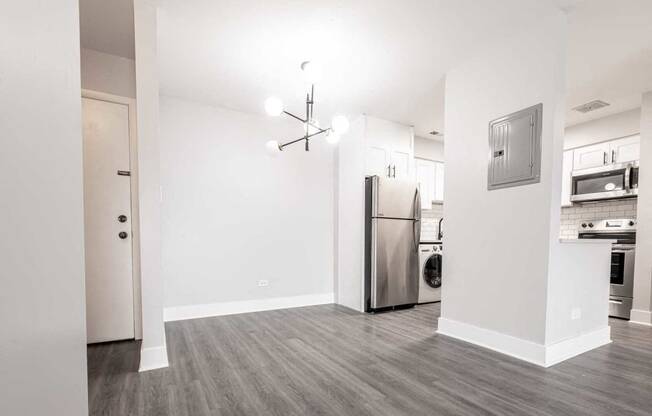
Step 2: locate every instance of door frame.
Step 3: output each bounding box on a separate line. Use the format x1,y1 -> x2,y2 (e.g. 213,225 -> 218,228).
82,89 -> 143,340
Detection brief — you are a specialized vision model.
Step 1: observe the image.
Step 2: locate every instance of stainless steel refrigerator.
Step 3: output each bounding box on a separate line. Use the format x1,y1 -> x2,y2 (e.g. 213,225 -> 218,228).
365,176 -> 421,312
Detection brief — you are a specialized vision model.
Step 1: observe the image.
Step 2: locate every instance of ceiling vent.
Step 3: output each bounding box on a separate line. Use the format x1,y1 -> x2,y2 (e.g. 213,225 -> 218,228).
573,100 -> 610,113
429,130 -> 441,136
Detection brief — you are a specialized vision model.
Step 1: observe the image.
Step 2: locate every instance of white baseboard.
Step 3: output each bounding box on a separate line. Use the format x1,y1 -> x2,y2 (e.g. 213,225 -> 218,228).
437,317 -> 547,366
164,292 -> 335,322
629,309 -> 652,326
437,317 -> 611,367
544,326 -> 611,367
139,345 -> 169,372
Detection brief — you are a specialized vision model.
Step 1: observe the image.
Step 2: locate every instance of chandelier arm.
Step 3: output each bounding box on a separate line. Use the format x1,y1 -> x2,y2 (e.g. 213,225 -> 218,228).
282,110 -> 306,123
278,129 -> 330,150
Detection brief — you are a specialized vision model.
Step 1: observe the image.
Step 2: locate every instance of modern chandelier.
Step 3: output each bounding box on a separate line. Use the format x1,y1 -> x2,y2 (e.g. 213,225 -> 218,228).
265,61 -> 349,155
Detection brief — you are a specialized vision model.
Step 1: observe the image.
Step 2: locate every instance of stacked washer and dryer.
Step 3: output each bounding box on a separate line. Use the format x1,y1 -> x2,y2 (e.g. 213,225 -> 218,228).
418,218 -> 443,304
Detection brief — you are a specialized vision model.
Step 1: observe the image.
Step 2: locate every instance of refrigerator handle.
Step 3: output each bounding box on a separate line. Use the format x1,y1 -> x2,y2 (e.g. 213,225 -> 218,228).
413,187 -> 421,251
413,218 -> 421,252
413,187 -> 421,220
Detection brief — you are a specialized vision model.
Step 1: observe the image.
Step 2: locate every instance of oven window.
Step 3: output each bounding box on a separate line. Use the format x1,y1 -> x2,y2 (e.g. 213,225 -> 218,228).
611,252 -> 625,285
574,172 -> 625,195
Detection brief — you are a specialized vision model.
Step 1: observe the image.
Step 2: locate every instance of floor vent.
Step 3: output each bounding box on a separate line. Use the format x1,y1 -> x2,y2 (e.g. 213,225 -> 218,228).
573,100 -> 610,113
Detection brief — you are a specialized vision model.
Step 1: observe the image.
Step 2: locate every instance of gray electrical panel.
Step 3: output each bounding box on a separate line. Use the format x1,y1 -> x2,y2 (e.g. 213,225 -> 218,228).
487,103 -> 542,190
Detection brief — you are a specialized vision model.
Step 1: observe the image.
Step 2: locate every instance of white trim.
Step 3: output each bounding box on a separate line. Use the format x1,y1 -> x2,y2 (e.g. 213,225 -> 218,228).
437,317 -> 611,367
139,345 -> 169,372
82,89 -> 143,340
544,327 -> 611,367
164,292 -> 335,322
630,309 -> 652,326
437,317 -> 546,366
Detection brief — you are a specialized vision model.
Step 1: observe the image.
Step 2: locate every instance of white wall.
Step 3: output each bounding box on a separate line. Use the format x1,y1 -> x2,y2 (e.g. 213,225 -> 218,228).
0,1 -> 88,415
632,91 -> 652,325
159,96 -> 335,313
81,47 -> 136,98
438,7 -> 611,366
564,108 -> 641,149
414,136 -> 444,161
133,0 -> 167,371
335,116 -> 367,311
441,10 -> 567,344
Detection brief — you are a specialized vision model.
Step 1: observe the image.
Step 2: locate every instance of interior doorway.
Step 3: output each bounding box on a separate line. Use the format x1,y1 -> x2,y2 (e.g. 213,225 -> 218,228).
82,90 -> 141,343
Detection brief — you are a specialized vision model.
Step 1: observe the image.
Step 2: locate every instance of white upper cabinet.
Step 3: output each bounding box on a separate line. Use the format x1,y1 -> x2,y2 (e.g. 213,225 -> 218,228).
414,159 -> 444,209
611,135 -> 640,164
415,159 -> 435,209
573,141 -> 611,170
366,146 -> 390,177
364,115 -> 414,179
572,135 -> 640,170
560,149 -> 573,207
391,150 -> 411,179
434,161 -> 444,202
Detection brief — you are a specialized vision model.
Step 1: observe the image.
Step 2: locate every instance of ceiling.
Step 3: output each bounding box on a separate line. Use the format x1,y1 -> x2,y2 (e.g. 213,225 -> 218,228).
79,0 -> 135,59
156,0 -> 564,140
565,0 -> 652,126
79,0 -> 652,138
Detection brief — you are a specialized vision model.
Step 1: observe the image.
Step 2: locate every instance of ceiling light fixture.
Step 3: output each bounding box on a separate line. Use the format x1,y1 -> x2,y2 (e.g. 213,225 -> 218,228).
265,61 -> 348,156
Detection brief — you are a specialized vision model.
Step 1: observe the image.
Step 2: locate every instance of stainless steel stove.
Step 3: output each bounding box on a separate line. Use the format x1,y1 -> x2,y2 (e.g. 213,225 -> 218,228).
578,218 -> 636,319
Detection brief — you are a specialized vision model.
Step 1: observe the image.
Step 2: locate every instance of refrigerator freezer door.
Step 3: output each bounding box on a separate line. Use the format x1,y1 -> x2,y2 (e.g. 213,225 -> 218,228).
370,176 -> 419,220
370,217 -> 419,309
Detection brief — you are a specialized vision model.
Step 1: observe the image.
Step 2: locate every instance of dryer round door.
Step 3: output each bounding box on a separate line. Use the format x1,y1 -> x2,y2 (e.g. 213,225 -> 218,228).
423,253 -> 442,288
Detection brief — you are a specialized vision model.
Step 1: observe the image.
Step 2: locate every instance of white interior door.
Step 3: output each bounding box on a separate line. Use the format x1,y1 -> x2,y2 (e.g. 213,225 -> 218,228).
82,97 -> 135,344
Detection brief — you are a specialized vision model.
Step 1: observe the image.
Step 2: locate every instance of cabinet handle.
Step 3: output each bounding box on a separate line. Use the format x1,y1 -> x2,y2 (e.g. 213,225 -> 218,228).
392,165 -> 396,178
612,150 -> 616,163
387,164 -> 391,177
603,152 -> 607,165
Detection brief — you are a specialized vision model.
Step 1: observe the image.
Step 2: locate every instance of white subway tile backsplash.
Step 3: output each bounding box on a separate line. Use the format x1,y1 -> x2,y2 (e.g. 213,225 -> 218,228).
559,199 -> 637,239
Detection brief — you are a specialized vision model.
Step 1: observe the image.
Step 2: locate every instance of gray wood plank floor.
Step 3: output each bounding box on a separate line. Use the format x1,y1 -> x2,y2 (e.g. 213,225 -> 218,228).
88,303 -> 652,416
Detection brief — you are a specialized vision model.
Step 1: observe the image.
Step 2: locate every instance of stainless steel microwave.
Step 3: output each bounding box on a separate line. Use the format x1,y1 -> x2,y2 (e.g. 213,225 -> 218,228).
570,161 -> 638,203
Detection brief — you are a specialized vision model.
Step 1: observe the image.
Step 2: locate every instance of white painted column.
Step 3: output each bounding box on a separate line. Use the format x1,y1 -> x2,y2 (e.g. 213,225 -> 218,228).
134,0 -> 168,371
0,1 -> 88,414
438,6 -> 612,367
631,91 -> 652,326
